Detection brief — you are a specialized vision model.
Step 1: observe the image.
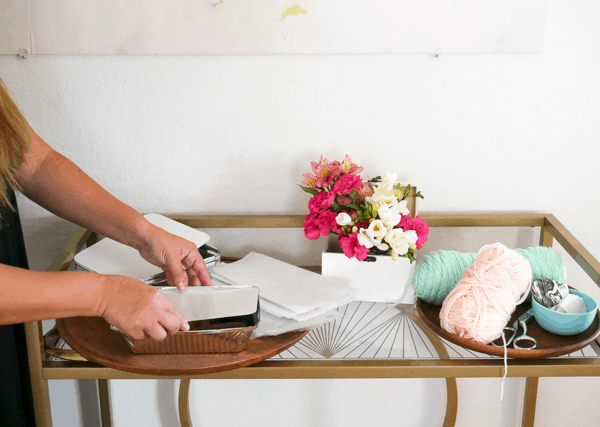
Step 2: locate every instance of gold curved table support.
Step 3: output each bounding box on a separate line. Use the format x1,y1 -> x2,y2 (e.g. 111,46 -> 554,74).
409,310 -> 458,427
179,379 -> 193,427
174,306 -> 459,427
45,348 -> 89,362
44,324 -> 89,362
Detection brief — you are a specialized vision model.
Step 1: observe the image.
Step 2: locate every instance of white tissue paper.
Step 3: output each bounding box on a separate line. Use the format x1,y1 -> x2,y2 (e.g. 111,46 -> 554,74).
210,252 -> 356,336
551,293 -> 587,314
252,309 -> 343,338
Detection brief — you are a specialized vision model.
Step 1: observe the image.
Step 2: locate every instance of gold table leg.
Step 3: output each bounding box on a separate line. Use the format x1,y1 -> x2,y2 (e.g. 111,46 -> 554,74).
25,321 -> 53,427
521,377 -> 539,427
179,379 -> 194,427
99,379 -> 113,427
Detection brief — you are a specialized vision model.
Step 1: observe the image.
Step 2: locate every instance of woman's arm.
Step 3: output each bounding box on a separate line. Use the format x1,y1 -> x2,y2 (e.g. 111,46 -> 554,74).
0,264 -> 189,341
15,124 -> 212,290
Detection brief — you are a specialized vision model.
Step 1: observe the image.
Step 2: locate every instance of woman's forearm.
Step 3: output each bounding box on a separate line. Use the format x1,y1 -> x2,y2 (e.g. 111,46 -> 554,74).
0,265 -> 190,341
0,264 -> 105,324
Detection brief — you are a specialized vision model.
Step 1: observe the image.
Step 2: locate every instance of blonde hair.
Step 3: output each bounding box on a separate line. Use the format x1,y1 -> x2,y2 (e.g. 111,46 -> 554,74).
0,79 -> 31,211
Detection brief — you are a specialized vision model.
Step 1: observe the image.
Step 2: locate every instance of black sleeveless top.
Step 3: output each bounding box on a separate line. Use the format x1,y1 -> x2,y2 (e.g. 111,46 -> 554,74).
0,190 -> 36,427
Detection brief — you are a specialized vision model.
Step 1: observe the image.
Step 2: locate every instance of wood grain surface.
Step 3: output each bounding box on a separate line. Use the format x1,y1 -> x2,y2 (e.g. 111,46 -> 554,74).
417,299 -> 600,359
56,317 -> 307,376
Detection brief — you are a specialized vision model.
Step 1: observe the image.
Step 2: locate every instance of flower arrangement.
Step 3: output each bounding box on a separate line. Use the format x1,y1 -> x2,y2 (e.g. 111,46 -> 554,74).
300,155 -> 429,263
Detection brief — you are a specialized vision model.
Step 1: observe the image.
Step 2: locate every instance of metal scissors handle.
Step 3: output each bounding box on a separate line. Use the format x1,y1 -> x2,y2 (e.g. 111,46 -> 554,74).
492,308 -> 537,350
512,309 -> 537,350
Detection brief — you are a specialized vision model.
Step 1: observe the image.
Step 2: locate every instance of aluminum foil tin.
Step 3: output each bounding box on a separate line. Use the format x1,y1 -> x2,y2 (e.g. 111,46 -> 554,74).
112,300 -> 260,354
142,244 -> 221,286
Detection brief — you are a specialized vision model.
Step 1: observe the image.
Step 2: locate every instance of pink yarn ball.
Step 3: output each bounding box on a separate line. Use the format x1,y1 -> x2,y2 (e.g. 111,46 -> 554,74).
439,243 -> 532,344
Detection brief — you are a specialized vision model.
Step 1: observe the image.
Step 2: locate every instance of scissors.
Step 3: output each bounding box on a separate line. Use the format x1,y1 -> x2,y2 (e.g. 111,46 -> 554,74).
492,308 -> 537,350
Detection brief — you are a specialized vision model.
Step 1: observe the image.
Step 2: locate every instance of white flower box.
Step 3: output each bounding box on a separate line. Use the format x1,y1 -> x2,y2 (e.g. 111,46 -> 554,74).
321,237 -> 416,304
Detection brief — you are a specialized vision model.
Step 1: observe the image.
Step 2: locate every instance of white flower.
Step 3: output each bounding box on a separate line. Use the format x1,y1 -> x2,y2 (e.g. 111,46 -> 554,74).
367,181 -> 395,205
375,241 -> 389,251
384,228 -> 418,256
378,204 -> 401,227
366,219 -> 388,241
397,200 -> 410,216
335,212 -> 354,226
382,171 -> 398,186
404,229 -> 418,244
357,228 -> 375,248
377,195 -> 398,208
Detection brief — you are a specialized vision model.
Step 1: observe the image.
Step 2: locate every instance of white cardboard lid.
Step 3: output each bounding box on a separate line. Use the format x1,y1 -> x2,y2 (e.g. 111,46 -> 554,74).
158,286 -> 259,321
73,214 -> 210,280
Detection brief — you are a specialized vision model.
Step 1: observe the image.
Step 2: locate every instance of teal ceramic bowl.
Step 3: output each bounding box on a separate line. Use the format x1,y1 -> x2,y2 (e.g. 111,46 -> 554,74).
532,289 -> 598,336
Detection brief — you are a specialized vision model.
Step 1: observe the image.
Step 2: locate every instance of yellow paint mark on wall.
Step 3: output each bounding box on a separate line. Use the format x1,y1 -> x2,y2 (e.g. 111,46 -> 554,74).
214,2 -> 223,9
279,4 -> 307,21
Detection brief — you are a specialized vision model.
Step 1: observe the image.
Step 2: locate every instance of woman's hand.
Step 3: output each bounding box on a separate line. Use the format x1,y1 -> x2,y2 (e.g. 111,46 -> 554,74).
98,275 -> 189,341
137,225 -> 213,291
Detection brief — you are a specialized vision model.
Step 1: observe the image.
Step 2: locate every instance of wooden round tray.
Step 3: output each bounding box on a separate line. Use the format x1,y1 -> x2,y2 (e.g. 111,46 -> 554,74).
57,317 -> 307,376
416,298 -> 600,359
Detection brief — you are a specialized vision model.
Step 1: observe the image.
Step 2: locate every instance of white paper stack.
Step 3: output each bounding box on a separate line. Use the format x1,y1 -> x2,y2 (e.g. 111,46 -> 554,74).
210,252 -> 356,335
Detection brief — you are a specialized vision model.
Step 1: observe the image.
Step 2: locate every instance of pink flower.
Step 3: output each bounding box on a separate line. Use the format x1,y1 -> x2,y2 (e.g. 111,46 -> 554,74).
311,156 -> 342,188
308,191 -> 335,215
398,215 -> 410,228
303,215 -> 320,240
357,182 -> 373,198
315,210 -> 340,236
336,195 -> 352,205
333,174 -> 363,196
338,232 -> 370,261
302,172 -> 318,188
339,155 -> 364,175
398,215 -> 429,250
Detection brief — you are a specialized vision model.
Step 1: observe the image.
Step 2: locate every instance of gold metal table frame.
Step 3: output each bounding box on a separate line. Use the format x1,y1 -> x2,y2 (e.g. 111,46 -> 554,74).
25,213 -> 600,427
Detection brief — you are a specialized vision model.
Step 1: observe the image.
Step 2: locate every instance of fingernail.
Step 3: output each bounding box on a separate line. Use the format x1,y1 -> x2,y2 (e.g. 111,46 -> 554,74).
183,321 -> 190,331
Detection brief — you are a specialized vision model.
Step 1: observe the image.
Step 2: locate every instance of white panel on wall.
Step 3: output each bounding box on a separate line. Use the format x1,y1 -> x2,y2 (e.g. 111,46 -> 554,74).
8,0 -> 548,55
0,0 -> 29,54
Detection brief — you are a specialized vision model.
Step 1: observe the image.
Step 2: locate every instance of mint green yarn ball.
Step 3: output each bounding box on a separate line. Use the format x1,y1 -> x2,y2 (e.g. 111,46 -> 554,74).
514,247 -> 566,284
413,251 -> 476,306
413,247 -> 566,306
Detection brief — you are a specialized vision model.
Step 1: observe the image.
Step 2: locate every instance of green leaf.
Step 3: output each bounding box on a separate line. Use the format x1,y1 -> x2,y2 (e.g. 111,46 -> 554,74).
331,200 -> 341,212
349,189 -> 360,199
403,184 -> 411,199
342,203 -> 360,211
298,184 -> 319,196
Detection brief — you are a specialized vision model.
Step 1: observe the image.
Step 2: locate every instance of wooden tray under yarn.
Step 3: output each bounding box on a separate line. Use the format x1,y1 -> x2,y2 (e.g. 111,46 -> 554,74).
416,299 -> 600,359
57,317 -> 307,376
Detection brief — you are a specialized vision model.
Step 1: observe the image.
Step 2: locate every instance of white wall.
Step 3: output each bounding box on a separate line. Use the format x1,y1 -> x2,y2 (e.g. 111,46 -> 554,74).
2,0 -> 600,426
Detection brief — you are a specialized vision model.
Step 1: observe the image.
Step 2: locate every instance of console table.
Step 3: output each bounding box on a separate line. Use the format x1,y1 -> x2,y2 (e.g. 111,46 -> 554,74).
24,213 -> 600,427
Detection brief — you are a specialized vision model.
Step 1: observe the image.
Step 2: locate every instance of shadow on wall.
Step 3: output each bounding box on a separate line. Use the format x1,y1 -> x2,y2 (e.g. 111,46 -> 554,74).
157,380 -> 180,426
77,380 -> 102,427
